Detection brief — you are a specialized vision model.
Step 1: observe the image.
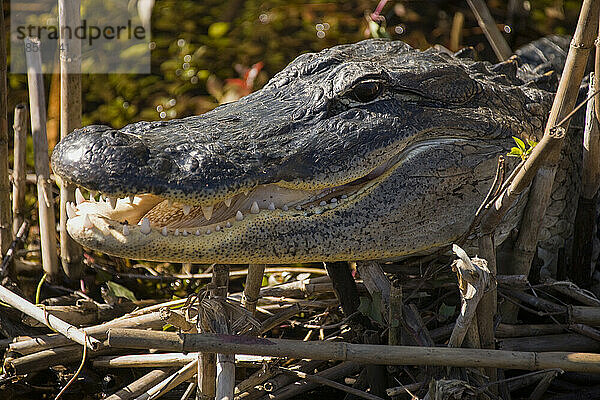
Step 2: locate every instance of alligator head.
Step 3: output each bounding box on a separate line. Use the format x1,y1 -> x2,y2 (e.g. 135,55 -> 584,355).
51,39 -> 553,263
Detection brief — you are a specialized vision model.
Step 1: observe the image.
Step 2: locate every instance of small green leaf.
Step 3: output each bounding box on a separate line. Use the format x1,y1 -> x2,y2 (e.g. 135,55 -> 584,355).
106,281 -> 137,302
507,147 -> 522,157
526,139 -> 538,148
512,136 -> 526,152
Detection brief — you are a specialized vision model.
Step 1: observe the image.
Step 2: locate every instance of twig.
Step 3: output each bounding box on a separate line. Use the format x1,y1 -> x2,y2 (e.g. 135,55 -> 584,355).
457,155 -> 505,246
0,0 -> 11,257
466,0 -> 512,61
105,369 -> 174,400
25,37 -> 60,280
87,261 -> 325,281
108,328 -> 600,373
278,366 -> 382,400
499,333 -> 600,352
568,323 -> 600,342
4,343 -> 114,375
450,12 -> 464,52
242,264 -> 265,314
94,353 -> 197,368
1,221 -> 29,278
385,381 -> 424,398
263,361 -> 360,400
542,277 -> 600,306
12,104 -> 28,238
259,304 -> 301,333
58,0 -> 83,279
356,261 -> 391,321
448,245 -> 492,348
180,382 -> 196,400
0,284 -> 100,350
135,359 -> 197,400
9,310 -> 164,355
211,265 -> 235,400
93,353 -> 271,368
160,307 -> 195,332
529,369 -> 561,400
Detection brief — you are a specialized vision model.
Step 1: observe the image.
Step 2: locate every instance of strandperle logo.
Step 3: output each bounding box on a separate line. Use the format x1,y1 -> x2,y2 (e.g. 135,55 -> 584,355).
10,0 -> 151,74
15,20 -> 147,46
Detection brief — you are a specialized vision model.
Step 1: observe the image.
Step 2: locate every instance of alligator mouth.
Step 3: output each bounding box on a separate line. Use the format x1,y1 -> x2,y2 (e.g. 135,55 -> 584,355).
66,155 -> 395,240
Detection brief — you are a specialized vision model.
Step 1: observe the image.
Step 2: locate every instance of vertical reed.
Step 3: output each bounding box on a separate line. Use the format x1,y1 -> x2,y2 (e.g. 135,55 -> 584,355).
58,0 -> 83,278
12,104 -> 28,237
25,37 -> 60,279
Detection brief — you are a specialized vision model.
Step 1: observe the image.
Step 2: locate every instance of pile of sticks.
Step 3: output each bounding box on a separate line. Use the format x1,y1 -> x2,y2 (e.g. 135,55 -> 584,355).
2,255 -> 600,399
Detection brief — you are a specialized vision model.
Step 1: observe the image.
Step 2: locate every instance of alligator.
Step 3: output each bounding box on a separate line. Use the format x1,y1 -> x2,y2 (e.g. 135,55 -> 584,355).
51,37 -> 582,265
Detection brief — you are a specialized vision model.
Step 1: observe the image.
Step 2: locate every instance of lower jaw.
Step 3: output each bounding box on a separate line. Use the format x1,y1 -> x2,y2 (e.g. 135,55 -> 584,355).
67,211 -> 360,263
67,214 -> 430,264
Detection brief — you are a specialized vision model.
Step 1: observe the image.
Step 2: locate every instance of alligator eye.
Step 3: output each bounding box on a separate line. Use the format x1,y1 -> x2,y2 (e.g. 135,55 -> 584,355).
349,81 -> 382,103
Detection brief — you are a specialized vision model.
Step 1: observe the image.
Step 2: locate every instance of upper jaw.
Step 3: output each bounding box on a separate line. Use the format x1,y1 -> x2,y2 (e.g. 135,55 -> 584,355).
51,87 -> 338,205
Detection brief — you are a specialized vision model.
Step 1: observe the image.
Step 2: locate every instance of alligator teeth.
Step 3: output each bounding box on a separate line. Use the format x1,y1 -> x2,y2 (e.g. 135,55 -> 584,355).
224,198 -> 232,207
182,205 -> 191,216
161,227 -> 168,236
174,229 -> 180,236
236,211 -> 244,221
250,201 -> 260,214
66,202 -> 76,219
268,202 -> 276,210
83,214 -> 93,229
140,217 -> 151,235
75,188 -> 85,205
205,229 -> 211,235
109,196 -> 117,209
215,225 -> 221,231
129,195 -> 135,204
282,205 -> 289,211
123,225 -> 130,236
225,221 -> 232,228
89,192 -> 95,202
195,229 -> 201,236
202,205 -> 213,220
182,230 -> 189,236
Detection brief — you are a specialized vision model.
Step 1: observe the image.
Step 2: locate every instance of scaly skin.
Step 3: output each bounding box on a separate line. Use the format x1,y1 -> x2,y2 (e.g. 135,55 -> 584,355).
51,38 -> 579,263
